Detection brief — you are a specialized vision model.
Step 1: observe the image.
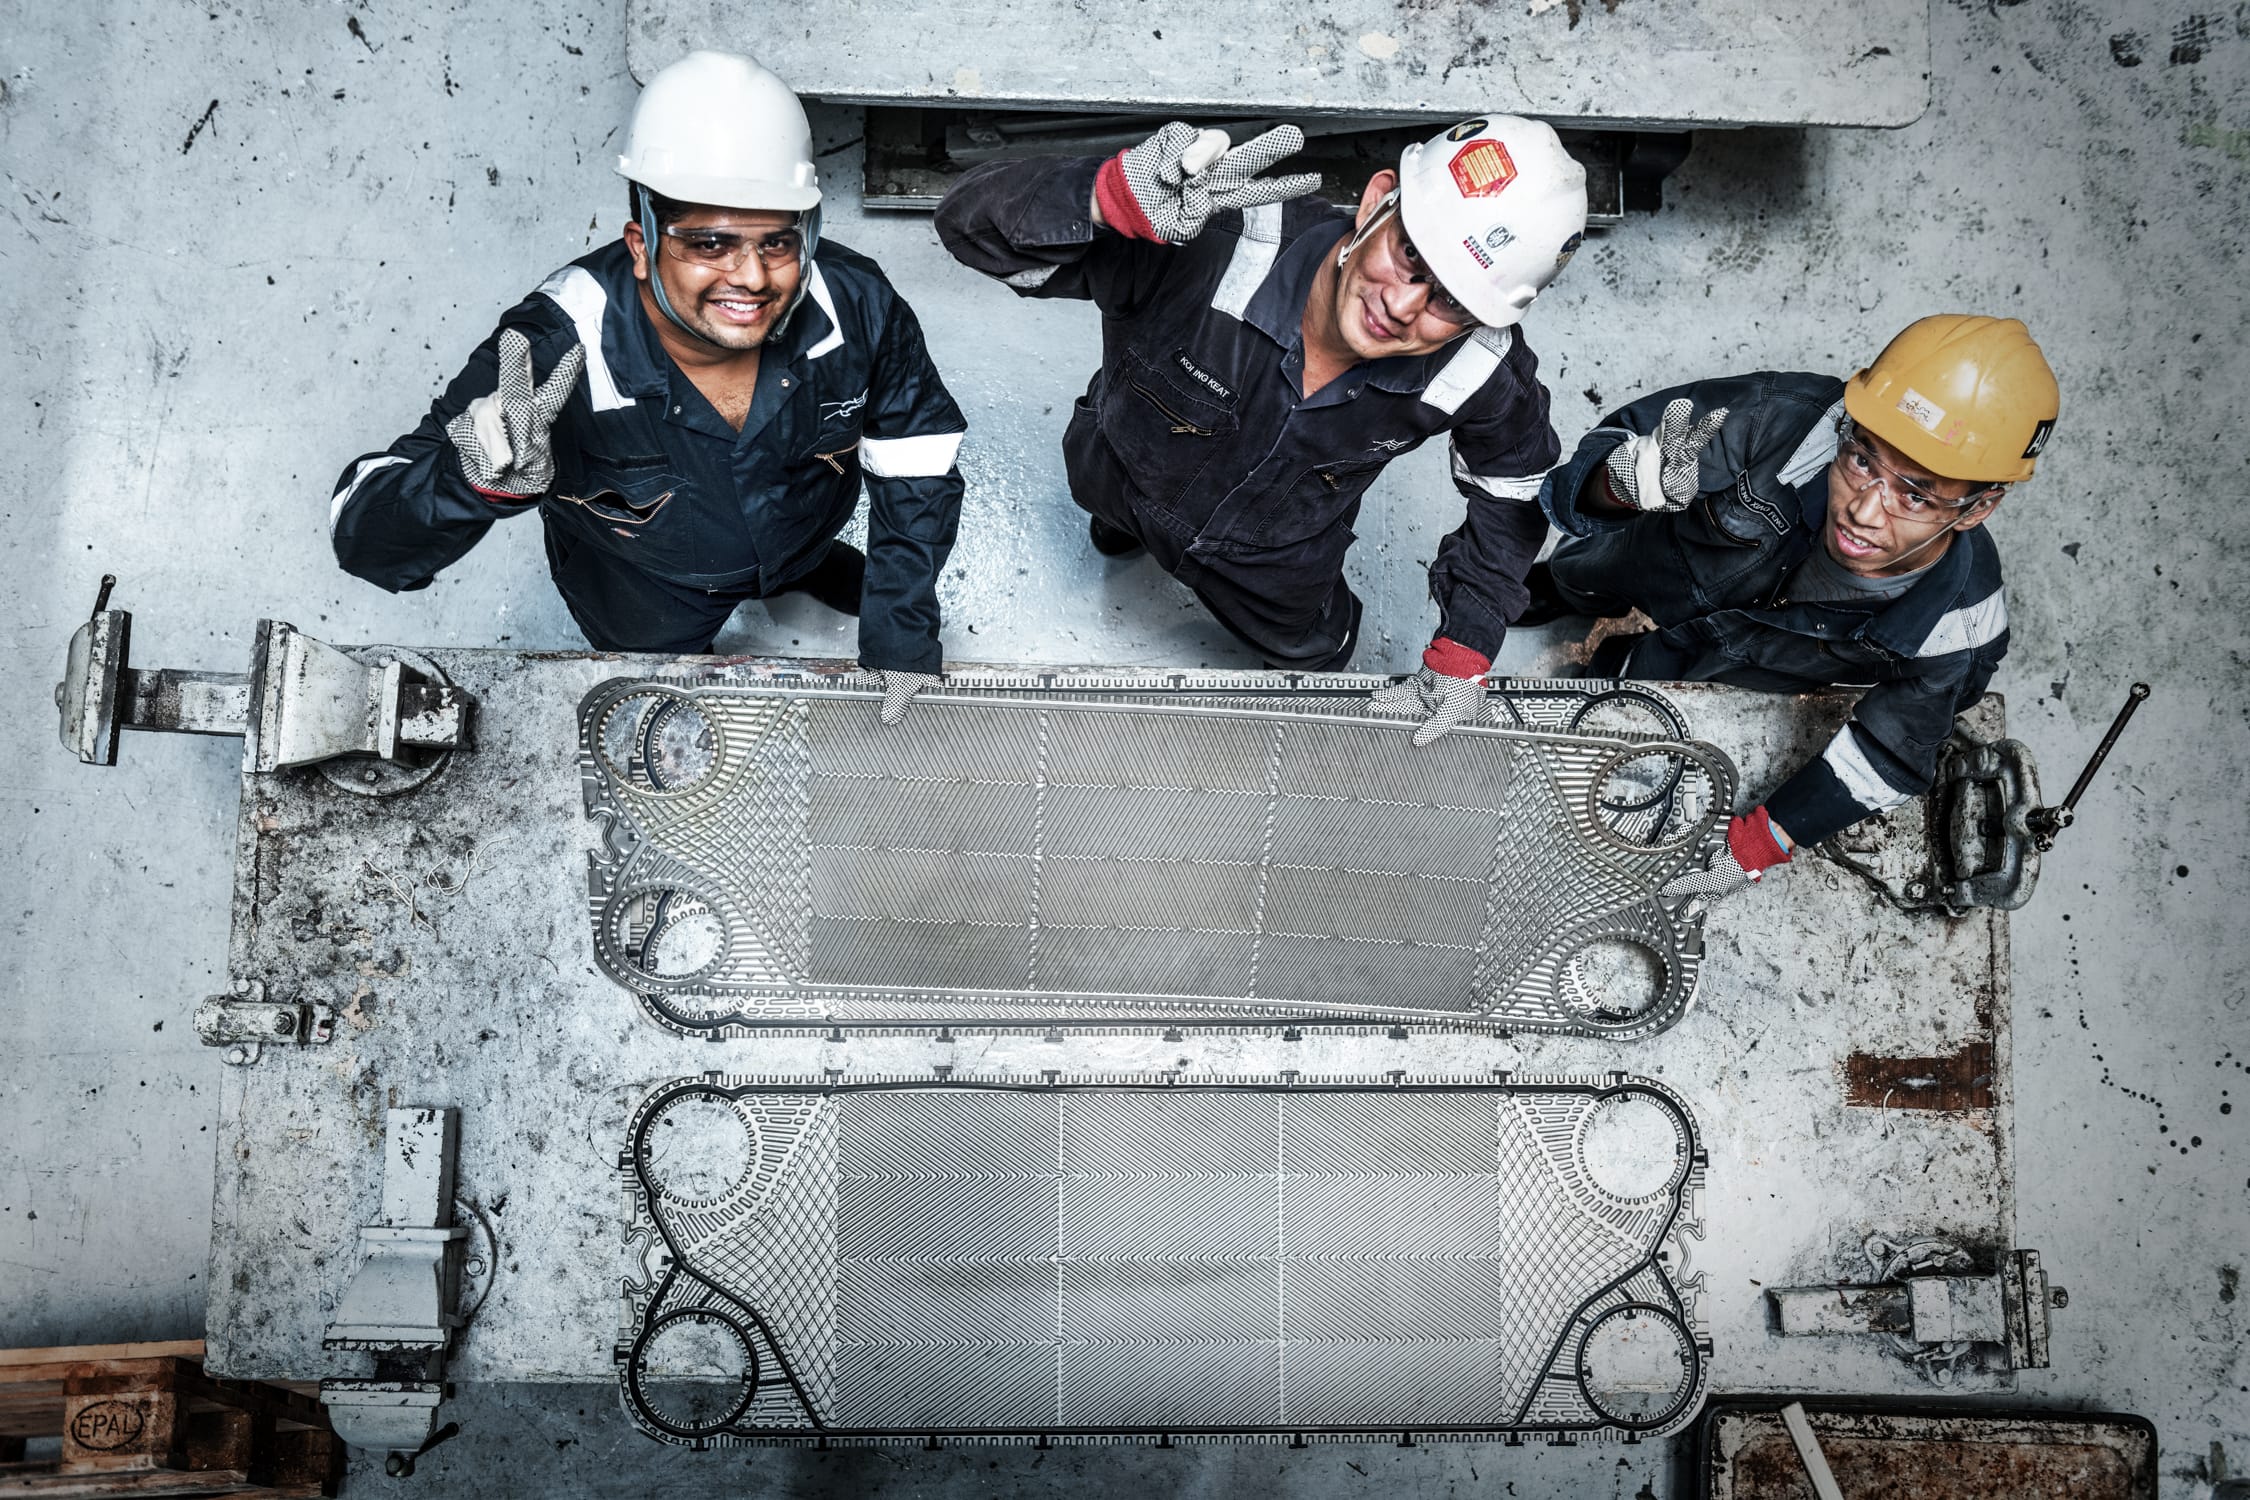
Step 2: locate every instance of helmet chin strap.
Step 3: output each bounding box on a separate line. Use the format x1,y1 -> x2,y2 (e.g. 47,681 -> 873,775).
1335,190 -> 1399,270
634,185 -> 820,348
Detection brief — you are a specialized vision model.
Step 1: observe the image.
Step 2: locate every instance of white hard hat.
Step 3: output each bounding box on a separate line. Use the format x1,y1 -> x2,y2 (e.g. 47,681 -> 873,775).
617,50 -> 819,213
1396,116 -> 1588,329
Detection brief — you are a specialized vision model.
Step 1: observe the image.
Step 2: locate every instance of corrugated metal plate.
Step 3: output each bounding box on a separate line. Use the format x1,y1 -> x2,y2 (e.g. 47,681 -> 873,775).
618,1075 -> 1708,1445
579,681 -> 1736,1038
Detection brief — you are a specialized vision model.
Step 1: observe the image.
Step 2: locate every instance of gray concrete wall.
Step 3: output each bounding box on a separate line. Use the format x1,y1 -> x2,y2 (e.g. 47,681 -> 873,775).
2,0 -> 2244,1495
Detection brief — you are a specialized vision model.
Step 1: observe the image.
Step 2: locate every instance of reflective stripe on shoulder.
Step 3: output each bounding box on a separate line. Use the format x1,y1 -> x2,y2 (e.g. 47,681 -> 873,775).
1420,326 -> 1514,416
1778,398 -> 1845,488
1821,724 -> 1912,812
328,455 -> 408,536
1449,442 -> 1543,500
1209,203 -> 1283,320
533,266 -> 631,412
860,431 -> 964,478
1917,588 -> 2008,658
802,261 -> 845,360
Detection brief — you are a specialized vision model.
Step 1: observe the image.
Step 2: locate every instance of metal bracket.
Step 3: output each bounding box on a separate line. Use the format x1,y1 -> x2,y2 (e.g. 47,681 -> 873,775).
56,577 -> 472,785
192,978 -> 336,1066
1767,1245 -> 2064,1378
323,1108 -> 467,1462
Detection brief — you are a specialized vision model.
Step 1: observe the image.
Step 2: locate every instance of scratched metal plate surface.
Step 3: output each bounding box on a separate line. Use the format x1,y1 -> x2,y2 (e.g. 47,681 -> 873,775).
578,682 -> 1736,1039
616,1076 -> 1709,1446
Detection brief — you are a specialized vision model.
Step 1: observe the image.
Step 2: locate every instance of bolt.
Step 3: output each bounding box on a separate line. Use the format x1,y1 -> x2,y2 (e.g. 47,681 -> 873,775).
272,1011 -> 296,1036
2050,1286 -> 2069,1309
363,768 -> 380,784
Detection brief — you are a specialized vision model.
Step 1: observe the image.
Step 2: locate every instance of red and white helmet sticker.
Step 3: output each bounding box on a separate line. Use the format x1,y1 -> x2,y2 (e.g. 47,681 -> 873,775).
1449,140 -> 1517,198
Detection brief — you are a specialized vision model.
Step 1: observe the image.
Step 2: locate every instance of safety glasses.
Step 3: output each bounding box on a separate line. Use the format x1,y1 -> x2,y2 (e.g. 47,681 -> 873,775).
659,224 -> 804,271
1343,194 -> 1479,328
1835,419 -> 2006,521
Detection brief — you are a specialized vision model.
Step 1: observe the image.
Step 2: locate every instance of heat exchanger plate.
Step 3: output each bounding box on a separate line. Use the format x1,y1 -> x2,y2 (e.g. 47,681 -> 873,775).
617,1075 -> 1709,1446
579,682 -> 1736,1039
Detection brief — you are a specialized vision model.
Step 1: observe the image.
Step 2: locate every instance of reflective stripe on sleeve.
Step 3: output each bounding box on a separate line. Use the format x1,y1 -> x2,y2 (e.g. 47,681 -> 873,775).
1777,399 -> 1845,488
859,431 -> 965,478
533,266 -> 631,412
328,455 -> 409,535
1209,203 -> 1282,320
1821,724 -> 1912,812
1917,589 -> 2008,658
1420,326 -> 1514,416
802,262 -> 845,360
1449,443 -> 1545,500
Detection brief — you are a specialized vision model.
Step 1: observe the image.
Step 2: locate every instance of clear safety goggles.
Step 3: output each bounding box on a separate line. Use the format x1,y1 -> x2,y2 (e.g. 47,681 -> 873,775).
659,223 -> 806,271
1835,418 -> 2006,522
1340,193 -> 1479,328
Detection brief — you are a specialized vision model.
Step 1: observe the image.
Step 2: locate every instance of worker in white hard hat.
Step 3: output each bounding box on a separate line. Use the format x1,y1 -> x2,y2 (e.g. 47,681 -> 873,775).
938,117 -> 1588,739
1524,316 -> 2063,903
331,51 -> 967,722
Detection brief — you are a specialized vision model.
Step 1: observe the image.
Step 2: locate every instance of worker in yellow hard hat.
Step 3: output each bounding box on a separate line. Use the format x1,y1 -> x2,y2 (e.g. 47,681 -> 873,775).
1520,315 -> 2062,903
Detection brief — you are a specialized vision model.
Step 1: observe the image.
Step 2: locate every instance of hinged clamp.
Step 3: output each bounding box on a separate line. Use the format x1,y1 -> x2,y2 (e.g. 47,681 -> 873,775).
192,978 -> 336,1065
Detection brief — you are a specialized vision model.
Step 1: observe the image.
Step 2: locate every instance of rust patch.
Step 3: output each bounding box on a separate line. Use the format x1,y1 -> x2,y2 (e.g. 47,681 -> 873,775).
1844,1041 -> 1995,1111
1728,1428 -> 2142,1496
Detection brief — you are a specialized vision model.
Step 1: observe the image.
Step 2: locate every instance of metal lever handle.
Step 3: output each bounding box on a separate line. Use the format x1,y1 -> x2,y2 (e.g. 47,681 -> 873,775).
2027,681 -> 2150,850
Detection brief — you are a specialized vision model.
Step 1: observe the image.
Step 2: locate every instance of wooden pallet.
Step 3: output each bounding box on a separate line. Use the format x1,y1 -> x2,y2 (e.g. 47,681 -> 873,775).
0,1342 -> 341,1498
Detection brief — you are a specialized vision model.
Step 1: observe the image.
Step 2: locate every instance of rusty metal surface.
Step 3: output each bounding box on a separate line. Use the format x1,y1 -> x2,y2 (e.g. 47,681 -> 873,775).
201,655 -> 2015,1402
1843,1041 -> 1998,1112
1703,1404 -> 2157,1499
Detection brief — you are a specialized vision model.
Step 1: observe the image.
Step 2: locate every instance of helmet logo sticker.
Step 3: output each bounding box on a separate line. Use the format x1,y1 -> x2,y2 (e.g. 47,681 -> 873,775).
1446,118 -> 1491,142
1895,387 -> 1953,438
1485,224 -> 1517,249
1449,141 -> 1517,198
2022,417 -> 2055,459
1554,231 -> 1584,269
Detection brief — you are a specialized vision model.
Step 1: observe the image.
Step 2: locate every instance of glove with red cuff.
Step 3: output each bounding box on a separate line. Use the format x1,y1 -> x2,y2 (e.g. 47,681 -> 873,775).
1094,122 -> 1321,244
1660,806 -> 1793,904
1369,637 -> 1490,747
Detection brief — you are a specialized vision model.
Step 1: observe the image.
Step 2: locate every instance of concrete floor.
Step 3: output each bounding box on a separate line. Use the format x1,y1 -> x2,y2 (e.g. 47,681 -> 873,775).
2,0 -> 2244,1495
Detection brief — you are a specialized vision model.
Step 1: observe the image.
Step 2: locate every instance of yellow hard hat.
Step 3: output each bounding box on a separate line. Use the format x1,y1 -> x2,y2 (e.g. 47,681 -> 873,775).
1843,315 -> 2060,484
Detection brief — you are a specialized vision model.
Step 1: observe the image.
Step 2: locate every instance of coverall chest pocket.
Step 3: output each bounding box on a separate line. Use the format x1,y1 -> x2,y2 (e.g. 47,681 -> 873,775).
795,427 -> 863,486
1098,349 -> 1238,512
560,452 -> 685,534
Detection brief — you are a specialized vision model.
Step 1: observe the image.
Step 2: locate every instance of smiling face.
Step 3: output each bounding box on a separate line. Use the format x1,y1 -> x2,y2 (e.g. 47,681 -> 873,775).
624,205 -> 804,359
1823,423 -> 2003,576
1325,171 -> 1481,364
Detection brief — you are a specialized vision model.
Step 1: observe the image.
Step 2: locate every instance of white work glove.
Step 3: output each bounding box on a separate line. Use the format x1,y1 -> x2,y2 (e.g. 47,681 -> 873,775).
1096,123 -> 1322,244
874,670 -> 942,726
445,328 -> 585,498
1604,398 -> 1731,513
1368,638 -> 1490,747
